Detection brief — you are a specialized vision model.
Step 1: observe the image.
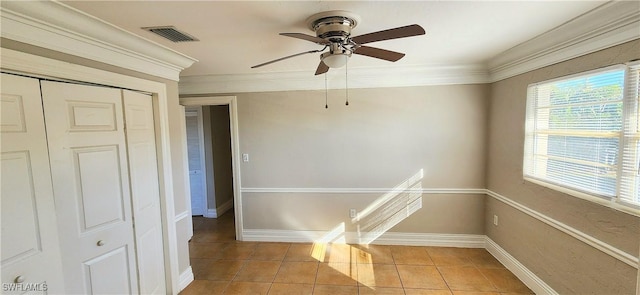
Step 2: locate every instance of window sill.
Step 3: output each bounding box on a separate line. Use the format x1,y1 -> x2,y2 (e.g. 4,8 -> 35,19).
523,176 -> 640,217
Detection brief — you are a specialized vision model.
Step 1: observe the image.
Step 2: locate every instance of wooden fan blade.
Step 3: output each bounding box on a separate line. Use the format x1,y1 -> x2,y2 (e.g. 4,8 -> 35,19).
251,50 -> 321,68
280,33 -> 330,45
315,61 -> 329,75
351,24 -> 425,45
354,46 -> 405,62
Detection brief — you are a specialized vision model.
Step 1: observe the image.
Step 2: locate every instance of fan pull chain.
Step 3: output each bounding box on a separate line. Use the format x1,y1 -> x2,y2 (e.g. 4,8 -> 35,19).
325,72 -> 328,109
345,60 -> 349,106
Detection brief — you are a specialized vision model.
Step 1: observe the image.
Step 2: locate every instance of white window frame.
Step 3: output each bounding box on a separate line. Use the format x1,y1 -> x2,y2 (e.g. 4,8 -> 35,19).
523,63 -> 640,216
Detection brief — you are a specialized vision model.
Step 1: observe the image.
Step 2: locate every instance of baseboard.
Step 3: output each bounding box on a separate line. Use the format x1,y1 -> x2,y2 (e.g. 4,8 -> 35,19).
485,237 -> 558,295
243,229 -> 324,243
242,229 -> 485,248
374,232 -> 485,248
203,199 -> 234,218
178,266 -> 194,291
202,209 -> 218,218
217,199 -> 233,216
203,208 -> 217,218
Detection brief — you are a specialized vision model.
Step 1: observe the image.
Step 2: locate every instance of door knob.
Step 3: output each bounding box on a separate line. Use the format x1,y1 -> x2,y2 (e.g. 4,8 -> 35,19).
14,275 -> 25,283
97,240 -> 105,246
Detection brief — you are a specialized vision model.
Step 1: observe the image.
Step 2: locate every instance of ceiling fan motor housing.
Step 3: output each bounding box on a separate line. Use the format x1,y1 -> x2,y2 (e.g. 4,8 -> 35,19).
306,11 -> 360,43
314,17 -> 354,40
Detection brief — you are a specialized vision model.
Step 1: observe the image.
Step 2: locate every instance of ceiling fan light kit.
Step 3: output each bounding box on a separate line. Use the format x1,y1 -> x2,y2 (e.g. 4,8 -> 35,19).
321,52 -> 350,68
252,10 -> 425,74
320,43 -> 352,68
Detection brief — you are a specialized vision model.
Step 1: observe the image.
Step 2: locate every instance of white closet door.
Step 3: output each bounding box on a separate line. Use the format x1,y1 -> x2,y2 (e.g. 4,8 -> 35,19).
122,90 -> 166,294
41,81 -> 139,294
0,74 -> 65,293
185,107 -> 206,216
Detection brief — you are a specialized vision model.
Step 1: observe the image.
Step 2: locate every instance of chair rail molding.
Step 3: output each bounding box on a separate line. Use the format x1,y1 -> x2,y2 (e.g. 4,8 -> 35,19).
486,189 -> 639,269
240,187 -> 486,194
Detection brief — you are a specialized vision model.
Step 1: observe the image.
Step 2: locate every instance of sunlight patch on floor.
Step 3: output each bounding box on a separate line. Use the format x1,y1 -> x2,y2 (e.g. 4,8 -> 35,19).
356,262 -> 375,288
311,242 -> 327,262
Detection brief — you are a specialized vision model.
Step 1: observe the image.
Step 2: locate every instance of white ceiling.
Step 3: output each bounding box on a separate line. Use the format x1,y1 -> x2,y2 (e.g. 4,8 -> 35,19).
62,1 -> 606,78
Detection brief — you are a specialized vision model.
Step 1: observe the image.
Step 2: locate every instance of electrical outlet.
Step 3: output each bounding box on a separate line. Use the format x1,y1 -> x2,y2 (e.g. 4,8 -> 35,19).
493,215 -> 499,226
349,209 -> 357,218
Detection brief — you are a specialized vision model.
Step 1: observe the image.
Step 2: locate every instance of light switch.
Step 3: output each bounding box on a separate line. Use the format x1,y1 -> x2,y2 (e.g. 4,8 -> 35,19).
242,153 -> 249,162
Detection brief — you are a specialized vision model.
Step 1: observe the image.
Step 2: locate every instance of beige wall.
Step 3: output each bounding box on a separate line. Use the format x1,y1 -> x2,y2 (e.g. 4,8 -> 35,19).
237,85 -> 489,234
485,39 -> 640,294
210,105 -> 234,208
244,192 -> 485,235
1,38 -> 193,281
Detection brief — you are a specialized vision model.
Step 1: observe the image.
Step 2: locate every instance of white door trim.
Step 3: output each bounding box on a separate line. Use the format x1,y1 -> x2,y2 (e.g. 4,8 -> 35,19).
180,96 -> 243,240
1,49 -> 181,294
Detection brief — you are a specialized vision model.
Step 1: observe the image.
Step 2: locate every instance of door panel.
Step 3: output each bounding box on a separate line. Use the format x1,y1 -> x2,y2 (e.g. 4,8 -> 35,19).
0,94 -> 26,132
41,81 -> 138,294
130,142 -> 157,210
67,101 -> 117,131
83,246 -> 132,294
1,152 -> 41,263
0,74 -> 65,293
73,146 -> 126,231
122,90 -> 166,294
136,226 -> 163,293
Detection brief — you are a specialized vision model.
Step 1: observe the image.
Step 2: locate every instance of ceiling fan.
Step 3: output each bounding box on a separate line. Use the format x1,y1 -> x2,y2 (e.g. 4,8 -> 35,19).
251,10 -> 425,75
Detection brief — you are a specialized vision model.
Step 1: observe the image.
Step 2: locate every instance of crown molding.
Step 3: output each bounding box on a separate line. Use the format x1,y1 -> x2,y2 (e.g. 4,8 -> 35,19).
488,1 -> 640,82
180,1 -> 640,94
0,1 -> 197,81
4,1 -> 634,89
179,64 -> 490,95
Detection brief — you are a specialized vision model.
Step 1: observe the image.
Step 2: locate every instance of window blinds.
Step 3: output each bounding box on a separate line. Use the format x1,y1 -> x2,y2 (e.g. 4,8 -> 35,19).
620,65 -> 640,205
524,66 -> 626,199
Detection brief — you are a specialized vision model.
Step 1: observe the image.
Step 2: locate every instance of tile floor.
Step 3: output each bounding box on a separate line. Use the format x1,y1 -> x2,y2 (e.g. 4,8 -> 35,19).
180,213 -> 533,295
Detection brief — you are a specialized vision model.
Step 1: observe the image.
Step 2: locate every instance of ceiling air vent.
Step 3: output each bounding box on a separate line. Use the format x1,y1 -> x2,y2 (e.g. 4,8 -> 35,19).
142,26 -> 199,42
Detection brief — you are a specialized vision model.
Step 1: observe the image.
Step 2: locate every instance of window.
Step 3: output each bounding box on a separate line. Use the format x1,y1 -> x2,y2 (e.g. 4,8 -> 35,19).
619,64 -> 640,207
524,63 -> 640,213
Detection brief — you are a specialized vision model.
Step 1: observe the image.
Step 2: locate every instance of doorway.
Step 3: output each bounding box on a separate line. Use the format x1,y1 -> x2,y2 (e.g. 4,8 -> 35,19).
181,96 -> 243,241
